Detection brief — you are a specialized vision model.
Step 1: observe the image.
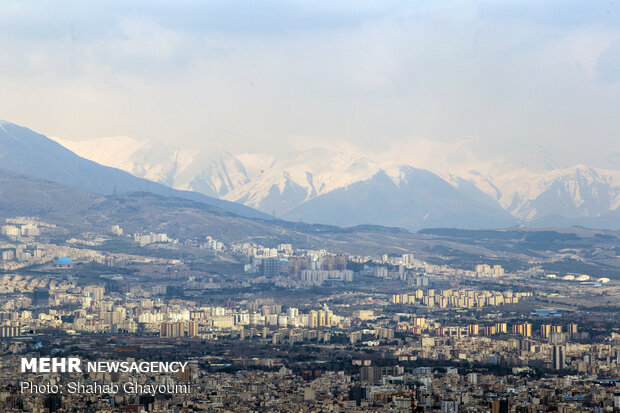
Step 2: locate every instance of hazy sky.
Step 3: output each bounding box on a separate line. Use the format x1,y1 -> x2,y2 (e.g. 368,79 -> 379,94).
1,0 -> 619,168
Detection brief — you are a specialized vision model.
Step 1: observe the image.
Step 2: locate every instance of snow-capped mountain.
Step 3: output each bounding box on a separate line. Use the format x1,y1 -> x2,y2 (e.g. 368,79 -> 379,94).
0,121 -> 270,220
442,166 -> 620,224
226,149 -> 384,216
53,136 -> 515,227
51,133 -> 620,229
283,166 -> 514,228
53,136 -> 250,198
492,165 -> 620,221
54,138 -> 384,217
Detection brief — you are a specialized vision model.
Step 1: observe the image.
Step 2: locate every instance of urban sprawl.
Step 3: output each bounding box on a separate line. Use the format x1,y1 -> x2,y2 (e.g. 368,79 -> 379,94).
0,218 -> 619,412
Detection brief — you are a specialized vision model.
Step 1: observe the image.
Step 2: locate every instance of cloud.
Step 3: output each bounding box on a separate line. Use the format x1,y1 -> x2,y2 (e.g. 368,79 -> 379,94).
0,0 -> 618,169
595,38 -> 620,83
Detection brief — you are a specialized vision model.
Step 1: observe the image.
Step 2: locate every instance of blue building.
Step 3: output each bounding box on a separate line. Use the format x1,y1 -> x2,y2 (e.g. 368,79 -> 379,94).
55,256 -> 74,267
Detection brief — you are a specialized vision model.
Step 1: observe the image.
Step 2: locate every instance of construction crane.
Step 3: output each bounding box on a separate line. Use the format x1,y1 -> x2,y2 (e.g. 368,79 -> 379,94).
373,387 -> 426,412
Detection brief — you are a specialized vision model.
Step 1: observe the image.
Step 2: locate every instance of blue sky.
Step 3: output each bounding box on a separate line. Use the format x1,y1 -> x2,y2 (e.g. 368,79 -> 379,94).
1,0 -> 619,167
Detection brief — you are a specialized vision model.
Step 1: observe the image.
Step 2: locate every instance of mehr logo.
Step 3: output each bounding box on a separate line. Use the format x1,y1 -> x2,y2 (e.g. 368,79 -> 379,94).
21,358 -> 82,373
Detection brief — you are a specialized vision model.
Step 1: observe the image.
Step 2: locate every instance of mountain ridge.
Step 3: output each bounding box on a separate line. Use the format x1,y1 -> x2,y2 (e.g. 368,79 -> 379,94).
0,121 -> 273,221
7,120 -> 619,229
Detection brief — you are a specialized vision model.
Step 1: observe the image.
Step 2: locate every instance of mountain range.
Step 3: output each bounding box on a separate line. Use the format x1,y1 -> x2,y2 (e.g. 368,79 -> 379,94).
1,119 -> 618,230
50,135 -> 517,228
53,131 -> 620,230
0,120 -> 271,221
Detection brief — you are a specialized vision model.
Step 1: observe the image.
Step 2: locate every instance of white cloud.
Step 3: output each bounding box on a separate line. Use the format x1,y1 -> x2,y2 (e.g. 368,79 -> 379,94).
0,1 -> 618,168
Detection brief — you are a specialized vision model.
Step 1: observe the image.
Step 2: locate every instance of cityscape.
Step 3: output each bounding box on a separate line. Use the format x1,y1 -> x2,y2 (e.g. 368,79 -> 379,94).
1,1 -> 620,412
0,216 -> 618,411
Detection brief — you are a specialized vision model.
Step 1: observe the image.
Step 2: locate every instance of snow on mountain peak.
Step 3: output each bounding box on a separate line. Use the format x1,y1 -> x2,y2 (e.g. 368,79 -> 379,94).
224,148 -> 384,214
46,134 -> 620,224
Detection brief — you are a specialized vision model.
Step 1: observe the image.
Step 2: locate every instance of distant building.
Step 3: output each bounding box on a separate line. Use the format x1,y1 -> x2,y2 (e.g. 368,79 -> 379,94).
134,232 -> 171,246
568,323 -> 578,334
553,345 -> 566,370
55,256 -> 74,268
441,400 -> 459,413
110,225 -> 123,235
160,321 -> 199,338
44,394 -> 63,413
491,399 -> 509,413
532,309 -> 562,317
1,249 -> 15,261
32,288 -> 50,306
360,365 -> 382,383
278,244 -> 292,254
476,264 -> 505,277
262,258 -> 281,277
0,325 -> 20,337
1,225 -> 20,237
